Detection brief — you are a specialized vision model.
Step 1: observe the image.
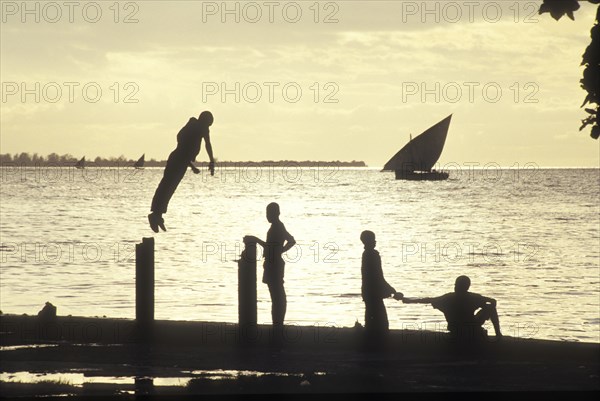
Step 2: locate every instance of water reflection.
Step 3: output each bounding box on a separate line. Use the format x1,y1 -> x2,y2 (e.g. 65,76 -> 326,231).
0,168 -> 598,342
0,369 -> 324,385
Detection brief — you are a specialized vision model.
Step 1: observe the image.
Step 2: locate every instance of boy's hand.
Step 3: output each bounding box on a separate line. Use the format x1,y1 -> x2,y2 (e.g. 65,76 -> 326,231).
393,292 -> 404,301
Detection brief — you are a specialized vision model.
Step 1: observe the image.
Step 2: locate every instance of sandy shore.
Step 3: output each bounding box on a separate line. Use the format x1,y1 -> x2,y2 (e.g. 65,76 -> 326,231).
1,314 -> 598,398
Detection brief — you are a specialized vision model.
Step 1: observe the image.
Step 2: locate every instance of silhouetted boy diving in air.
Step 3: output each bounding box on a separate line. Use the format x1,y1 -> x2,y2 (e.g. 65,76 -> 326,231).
360,230 -> 402,337
245,203 -> 296,326
400,275 -> 503,339
148,111 -> 215,232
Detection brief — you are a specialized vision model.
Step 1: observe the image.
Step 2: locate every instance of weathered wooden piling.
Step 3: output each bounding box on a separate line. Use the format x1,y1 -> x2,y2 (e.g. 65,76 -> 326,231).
136,237 -> 155,331
238,238 -> 257,331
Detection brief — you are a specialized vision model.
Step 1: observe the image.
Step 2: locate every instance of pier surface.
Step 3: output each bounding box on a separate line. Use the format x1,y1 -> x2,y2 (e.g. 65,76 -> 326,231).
1,314 -> 598,398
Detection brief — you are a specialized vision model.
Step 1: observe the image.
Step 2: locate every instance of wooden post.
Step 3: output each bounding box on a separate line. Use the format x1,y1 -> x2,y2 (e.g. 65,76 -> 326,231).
136,237 -> 154,328
238,238 -> 257,330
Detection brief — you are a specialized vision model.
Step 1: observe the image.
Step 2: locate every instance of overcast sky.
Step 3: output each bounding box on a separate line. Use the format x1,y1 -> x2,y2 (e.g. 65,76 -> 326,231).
1,0 -> 599,166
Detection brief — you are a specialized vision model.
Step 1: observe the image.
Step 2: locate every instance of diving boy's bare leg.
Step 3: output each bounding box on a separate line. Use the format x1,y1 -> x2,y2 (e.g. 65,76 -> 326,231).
148,161 -> 187,232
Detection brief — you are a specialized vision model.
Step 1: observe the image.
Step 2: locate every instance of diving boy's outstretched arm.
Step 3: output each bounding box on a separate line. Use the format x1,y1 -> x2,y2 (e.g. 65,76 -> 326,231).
205,133 -> 214,163
187,133 -> 214,175
205,134 -> 215,175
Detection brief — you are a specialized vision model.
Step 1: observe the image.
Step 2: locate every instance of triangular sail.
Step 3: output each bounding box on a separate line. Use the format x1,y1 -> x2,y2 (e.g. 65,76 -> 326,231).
75,156 -> 85,169
134,154 -> 145,168
383,115 -> 452,172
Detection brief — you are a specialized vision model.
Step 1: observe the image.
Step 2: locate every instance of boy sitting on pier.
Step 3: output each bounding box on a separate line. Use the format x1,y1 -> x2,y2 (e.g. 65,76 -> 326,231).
401,275 -> 502,339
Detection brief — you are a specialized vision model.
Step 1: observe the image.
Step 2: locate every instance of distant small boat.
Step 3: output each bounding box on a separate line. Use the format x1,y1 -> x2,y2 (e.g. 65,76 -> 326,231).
134,154 -> 145,169
75,156 -> 85,169
382,115 -> 452,180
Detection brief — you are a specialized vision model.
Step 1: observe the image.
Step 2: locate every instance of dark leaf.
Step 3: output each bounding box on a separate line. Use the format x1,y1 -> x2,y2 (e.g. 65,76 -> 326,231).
579,115 -> 595,130
539,0 -> 581,20
581,93 -> 592,107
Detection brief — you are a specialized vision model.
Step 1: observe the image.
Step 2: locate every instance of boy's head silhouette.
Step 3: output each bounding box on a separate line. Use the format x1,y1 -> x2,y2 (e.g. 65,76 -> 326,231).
454,275 -> 471,293
198,111 -> 214,126
360,230 -> 376,250
266,202 -> 280,223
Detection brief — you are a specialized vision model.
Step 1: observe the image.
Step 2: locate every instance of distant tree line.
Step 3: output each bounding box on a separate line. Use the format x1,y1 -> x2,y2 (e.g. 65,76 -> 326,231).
0,153 -> 367,168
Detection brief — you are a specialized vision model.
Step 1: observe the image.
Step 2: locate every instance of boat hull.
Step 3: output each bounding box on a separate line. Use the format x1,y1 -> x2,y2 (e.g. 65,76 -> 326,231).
394,170 -> 449,181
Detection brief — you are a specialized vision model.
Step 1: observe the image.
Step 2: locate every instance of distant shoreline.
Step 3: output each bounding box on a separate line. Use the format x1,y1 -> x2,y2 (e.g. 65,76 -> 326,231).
0,153 -> 367,168
2,164 -> 598,169
0,160 -> 368,168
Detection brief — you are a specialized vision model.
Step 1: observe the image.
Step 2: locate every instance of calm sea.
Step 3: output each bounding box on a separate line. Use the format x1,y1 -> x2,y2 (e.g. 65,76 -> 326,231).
1,166 -> 598,343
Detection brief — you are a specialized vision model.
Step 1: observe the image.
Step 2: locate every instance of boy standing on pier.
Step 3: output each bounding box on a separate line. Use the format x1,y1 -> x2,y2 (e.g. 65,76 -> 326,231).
245,202 -> 296,327
360,230 -> 400,337
148,111 -> 215,232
